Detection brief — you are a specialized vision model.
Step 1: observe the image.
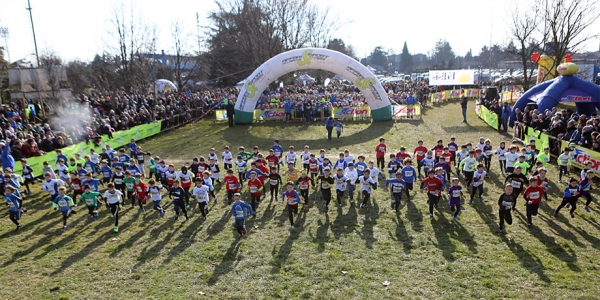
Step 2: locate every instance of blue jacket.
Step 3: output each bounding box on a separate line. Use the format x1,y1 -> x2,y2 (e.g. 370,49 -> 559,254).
232,201 -> 254,219
501,104 -> 512,118
282,190 -> 301,204
283,101 -> 292,113
1,144 -> 15,172
325,117 -> 335,128
5,193 -> 21,211
401,166 -> 417,183
569,129 -> 583,144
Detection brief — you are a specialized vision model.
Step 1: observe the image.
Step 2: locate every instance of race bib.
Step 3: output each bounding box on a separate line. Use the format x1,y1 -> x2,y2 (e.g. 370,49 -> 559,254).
404,171 -> 413,177
197,194 -> 206,201
452,190 -> 461,197
228,184 -> 237,190
86,199 -> 94,205
529,192 -> 540,199
299,183 -> 308,190
274,151 -> 282,157
336,180 -> 346,189
485,150 -> 492,155
569,189 -> 578,194
269,161 -> 275,167
126,183 -> 134,189
7,202 -> 15,208
321,183 -> 330,189
287,197 -> 296,205
511,180 -> 521,188
270,179 -> 279,186
250,186 -> 259,193
356,166 -> 365,171
114,179 -> 123,184
72,184 -> 80,190
310,163 -> 317,169
235,209 -> 244,217
58,200 -> 68,207
502,201 -> 513,209
429,190 -> 439,196
392,185 -> 403,193
417,151 -> 423,156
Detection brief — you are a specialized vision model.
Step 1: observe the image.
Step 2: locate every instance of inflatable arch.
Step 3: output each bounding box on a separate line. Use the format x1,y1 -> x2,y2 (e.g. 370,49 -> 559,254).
509,62 -> 600,126
234,48 -> 393,124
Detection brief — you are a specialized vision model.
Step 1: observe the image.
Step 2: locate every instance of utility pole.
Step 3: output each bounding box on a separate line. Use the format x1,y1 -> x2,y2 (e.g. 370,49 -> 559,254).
26,0 -> 40,66
0,27 -> 9,63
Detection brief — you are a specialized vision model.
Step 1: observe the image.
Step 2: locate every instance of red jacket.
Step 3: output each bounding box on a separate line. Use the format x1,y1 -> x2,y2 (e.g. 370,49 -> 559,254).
134,181 -> 148,200
524,186 -> 545,204
413,146 -> 428,161
247,179 -> 263,196
375,144 -> 387,158
224,175 -> 240,192
422,177 -> 443,196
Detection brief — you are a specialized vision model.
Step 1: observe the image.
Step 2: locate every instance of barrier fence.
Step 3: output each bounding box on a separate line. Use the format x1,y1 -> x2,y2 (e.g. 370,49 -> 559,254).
215,105 -> 422,122
430,88 -> 480,103
477,104 -> 600,176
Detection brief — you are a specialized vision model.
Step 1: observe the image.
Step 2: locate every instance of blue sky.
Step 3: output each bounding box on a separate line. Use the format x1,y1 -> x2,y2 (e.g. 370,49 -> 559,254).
0,0 -> 598,64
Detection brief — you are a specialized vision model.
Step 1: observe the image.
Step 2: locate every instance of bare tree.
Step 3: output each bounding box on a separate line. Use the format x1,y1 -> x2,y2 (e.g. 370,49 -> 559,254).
106,3 -> 158,92
508,1 -> 548,90
540,0 -> 599,81
171,21 -> 203,91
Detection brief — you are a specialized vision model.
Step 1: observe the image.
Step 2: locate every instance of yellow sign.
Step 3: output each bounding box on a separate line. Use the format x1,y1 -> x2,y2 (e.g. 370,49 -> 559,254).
297,50 -> 314,66
245,81 -> 258,98
458,73 -> 472,83
356,77 -> 376,90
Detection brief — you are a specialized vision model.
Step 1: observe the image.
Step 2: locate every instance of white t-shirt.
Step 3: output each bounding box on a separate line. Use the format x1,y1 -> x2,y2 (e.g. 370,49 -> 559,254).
193,185 -> 210,203
222,151 -> 233,164
103,190 -> 123,204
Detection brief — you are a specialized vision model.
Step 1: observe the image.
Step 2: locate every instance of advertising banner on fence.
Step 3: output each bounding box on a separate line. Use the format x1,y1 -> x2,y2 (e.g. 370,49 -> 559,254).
431,92 -> 446,102
13,121 -> 163,178
429,70 -> 475,86
465,89 -> 480,98
475,105 -> 498,129
391,105 -> 421,118
560,140 -> 600,176
525,127 -> 550,150
254,108 -> 287,121
332,106 -> 371,119
215,110 -> 229,121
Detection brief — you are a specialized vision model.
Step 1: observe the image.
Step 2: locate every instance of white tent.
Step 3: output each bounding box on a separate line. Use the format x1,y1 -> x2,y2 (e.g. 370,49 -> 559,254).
296,74 -> 316,82
331,74 -> 346,81
153,79 -> 177,93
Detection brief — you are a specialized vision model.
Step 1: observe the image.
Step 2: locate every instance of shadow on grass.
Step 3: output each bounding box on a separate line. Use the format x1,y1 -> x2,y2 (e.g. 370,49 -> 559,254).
388,200 -> 413,254
163,214 -> 208,265
354,198 -> 380,249
51,209 -> 141,275
500,234 -> 553,283
332,203 -> 358,241
429,210 -> 478,262
270,208 -> 307,274
207,240 -> 241,285
223,120 -> 394,150
132,217 -> 183,271
308,214 -> 330,253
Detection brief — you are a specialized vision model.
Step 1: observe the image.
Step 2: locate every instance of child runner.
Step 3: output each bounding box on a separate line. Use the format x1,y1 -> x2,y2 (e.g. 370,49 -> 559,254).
333,167 -> 349,208
334,153 -> 348,170
266,150 -> 280,172
235,156 -> 248,187
222,146 -> 234,170
317,167 -> 335,211
354,155 -> 368,179
334,119 -> 344,140
79,184 -> 102,221
148,154 -> 157,179
470,164 -> 487,204
431,139 -> 444,162
459,150 -> 477,186
209,159 -> 221,184
232,193 -> 255,239
297,170 -> 315,209
557,147 -> 573,183
448,137 -> 459,167
505,166 -> 528,208
523,177 -> 546,227
112,166 -> 126,201
42,172 -> 65,206
421,151 -> 436,176
358,169 -> 377,209
224,169 -> 240,205
514,155 -> 531,174
536,147 -> 551,168
282,181 -> 301,228
456,145 -> 469,176
53,186 -> 75,230
103,183 -> 124,232
147,179 -> 166,217
401,158 -> 417,201
448,178 -> 464,221
343,150 -> 355,164
497,183 -> 516,234
169,180 -> 190,221
193,178 -> 210,220
387,154 -> 400,178
285,146 -> 298,166
123,171 -> 137,208
245,171 -> 264,212
176,166 -> 194,208
300,146 -> 312,170
70,171 -> 84,203
421,169 -> 443,218
554,177 -> 580,219
272,140 -> 284,162
495,141 -> 508,174
133,174 -> 148,212
505,145 -> 520,174
413,140 -> 428,178
42,161 -> 56,179
5,185 -> 23,230
306,154 -> 320,181
268,167 -> 283,201
483,139 -> 493,175
375,138 -> 387,170
385,172 -> 405,212
580,170 -> 594,213
19,158 -> 35,195
345,163 -> 358,203
100,160 -> 113,184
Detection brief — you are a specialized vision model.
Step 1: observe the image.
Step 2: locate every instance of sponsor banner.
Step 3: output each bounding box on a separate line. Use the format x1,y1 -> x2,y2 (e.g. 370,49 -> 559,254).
254,108 -> 287,120
13,121 -> 162,178
430,92 -> 446,102
391,105 -> 421,118
215,110 -> 228,121
561,141 -> 600,176
501,91 -> 521,102
476,105 -> 498,130
429,70 -> 475,86
464,89 -> 480,98
333,106 -> 371,119
525,127 -> 549,150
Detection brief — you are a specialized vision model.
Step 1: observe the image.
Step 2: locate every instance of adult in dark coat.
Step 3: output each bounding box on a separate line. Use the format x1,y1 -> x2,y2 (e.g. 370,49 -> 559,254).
226,102 -> 235,127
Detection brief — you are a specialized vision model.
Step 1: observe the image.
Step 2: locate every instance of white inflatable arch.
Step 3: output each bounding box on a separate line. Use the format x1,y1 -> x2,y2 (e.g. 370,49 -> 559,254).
234,48 -> 392,124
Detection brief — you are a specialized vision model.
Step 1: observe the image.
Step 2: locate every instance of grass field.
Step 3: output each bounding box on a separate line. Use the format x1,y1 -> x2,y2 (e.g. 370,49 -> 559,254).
1,101 -> 600,299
